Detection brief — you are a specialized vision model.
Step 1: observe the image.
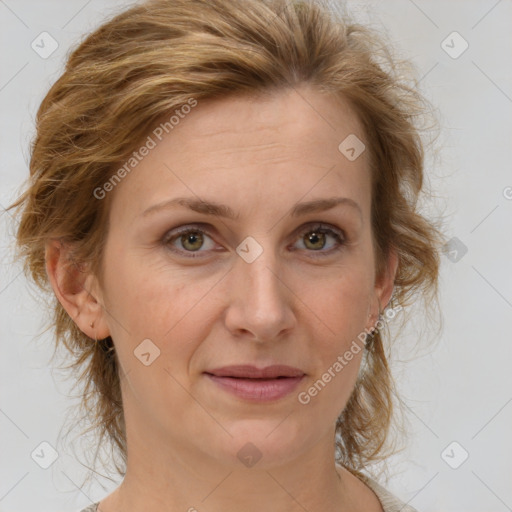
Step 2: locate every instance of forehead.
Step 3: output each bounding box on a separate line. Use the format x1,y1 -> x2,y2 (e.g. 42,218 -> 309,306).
167,87 -> 365,157
106,86 -> 370,224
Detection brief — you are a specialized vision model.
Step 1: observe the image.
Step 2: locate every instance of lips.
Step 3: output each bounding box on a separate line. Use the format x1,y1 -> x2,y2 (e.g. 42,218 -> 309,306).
205,365 -> 305,379
204,365 -> 305,402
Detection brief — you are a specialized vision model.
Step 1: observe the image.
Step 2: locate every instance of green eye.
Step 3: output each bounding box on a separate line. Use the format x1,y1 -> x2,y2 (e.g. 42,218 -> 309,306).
163,222 -> 345,259
295,224 -> 345,255
180,231 -> 204,251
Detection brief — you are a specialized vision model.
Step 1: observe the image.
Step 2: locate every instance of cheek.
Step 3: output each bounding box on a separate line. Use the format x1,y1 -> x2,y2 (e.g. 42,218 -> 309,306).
102,250 -> 217,368
100,255 -> 213,416
308,266 -> 374,341
297,272 -> 370,420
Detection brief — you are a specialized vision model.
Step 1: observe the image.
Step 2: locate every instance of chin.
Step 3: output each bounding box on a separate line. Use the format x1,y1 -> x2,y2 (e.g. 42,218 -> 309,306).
210,419 -> 313,470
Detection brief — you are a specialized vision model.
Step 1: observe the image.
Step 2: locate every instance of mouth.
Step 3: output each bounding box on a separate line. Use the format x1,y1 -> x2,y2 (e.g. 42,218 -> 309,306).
204,365 -> 306,402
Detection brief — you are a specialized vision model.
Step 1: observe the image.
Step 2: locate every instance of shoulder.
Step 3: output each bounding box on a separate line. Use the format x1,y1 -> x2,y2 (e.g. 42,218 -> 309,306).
336,464 -> 419,512
77,504 -> 99,512
355,472 -> 420,512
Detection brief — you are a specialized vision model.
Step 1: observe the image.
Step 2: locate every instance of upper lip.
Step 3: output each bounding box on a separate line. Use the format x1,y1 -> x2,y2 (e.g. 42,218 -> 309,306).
205,365 -> 305,379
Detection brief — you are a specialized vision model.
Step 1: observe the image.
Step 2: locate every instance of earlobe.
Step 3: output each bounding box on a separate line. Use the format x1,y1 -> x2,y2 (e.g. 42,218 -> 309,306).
45,239 -> 110,340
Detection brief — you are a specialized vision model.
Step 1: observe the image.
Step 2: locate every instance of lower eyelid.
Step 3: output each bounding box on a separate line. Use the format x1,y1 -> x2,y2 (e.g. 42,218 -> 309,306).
163,224 -> 345,256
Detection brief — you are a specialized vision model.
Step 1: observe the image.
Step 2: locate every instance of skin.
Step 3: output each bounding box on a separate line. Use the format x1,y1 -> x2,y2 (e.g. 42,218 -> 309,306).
46,85 -> 397,512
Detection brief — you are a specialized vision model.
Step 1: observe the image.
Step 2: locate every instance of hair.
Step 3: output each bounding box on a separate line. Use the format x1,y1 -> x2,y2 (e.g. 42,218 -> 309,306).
8,0 -> 445,484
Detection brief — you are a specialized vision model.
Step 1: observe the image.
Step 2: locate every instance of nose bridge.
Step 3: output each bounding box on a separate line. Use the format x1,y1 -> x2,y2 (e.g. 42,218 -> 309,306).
244,252 -> 281,304
225,239 -> 294,339
240,246 -> 285,312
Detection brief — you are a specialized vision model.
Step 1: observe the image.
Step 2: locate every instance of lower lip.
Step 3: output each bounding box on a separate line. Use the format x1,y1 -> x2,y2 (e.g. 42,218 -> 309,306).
205,374 -> 304,402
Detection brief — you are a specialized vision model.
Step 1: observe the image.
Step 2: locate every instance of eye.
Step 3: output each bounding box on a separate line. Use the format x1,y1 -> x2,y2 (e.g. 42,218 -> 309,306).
163,225 -> 217,258
162,222 -> 346,259
292,223 -> 345,257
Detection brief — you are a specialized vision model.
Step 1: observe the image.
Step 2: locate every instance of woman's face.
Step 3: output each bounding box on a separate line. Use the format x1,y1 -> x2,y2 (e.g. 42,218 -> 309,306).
92,86 -> 396,470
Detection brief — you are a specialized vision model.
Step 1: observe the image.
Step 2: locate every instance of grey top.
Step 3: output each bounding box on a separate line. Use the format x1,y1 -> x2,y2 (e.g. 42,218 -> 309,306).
360,474 -> 418,512
77,474 -> 418,512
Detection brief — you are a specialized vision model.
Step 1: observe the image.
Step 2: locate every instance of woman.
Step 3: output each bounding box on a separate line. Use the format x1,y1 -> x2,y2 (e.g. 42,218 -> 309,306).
9,0 -> 443,510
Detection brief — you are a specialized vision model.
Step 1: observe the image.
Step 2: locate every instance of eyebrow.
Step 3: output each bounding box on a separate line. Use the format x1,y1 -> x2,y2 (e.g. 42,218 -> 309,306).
140,196 -> 363,221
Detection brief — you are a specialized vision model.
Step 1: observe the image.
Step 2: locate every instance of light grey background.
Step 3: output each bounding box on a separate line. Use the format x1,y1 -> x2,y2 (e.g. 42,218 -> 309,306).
1,1 -> 511,511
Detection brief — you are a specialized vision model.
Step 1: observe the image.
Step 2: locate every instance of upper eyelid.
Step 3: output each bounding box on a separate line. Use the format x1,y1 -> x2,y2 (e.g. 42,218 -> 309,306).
163,222 -> 345,247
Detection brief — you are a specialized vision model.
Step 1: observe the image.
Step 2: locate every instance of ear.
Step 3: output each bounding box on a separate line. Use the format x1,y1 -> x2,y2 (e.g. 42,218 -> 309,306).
45,239 -> 110,340
368,245 -> 399,326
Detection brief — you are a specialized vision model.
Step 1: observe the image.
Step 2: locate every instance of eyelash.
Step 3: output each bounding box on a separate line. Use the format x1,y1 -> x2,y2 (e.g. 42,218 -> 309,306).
162,223 -> 346,259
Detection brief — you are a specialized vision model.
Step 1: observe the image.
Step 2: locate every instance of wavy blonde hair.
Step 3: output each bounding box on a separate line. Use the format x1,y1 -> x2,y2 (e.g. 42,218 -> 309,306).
9,0 -> 445,482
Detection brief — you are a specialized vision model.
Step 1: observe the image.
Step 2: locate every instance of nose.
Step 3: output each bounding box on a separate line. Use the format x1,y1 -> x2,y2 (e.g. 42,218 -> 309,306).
223,248 -> 296,343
